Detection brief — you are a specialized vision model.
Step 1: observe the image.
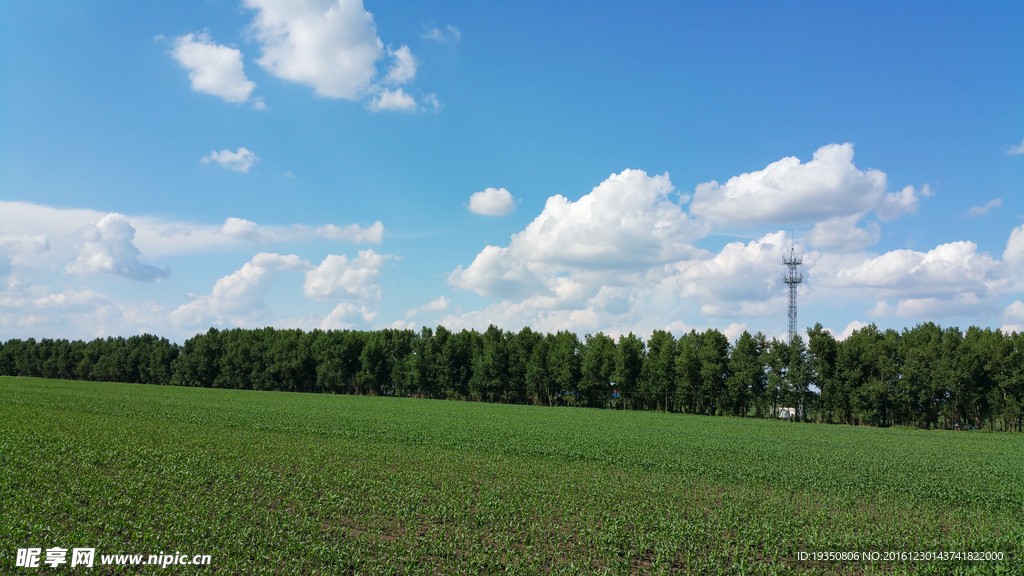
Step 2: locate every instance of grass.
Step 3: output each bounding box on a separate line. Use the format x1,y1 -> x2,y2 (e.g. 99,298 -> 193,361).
1,376 -> 1021,574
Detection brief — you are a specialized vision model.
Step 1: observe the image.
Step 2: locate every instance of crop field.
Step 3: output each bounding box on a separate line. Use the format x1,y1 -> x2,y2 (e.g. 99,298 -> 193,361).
1,376 -> 1022,574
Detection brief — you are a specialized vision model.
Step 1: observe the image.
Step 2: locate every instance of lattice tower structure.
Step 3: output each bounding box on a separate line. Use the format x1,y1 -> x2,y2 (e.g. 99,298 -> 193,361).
783,248 -> 803,343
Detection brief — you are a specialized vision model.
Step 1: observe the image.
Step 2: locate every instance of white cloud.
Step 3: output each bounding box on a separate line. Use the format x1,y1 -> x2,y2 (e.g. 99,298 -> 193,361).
405,295 -> 450,319
0,201 -> 384,265
818,241 -> 1002,300
384,45 -> 416,85
805,213 -> 880,252
202,148 -> 259,172
422,25 -> 461,43
274,302 -> 377,331
811,241 -> 1005,321
451,170 -> 705,300
220,217 -> 267,241
1004,224 -> 1024,271
366,88 -> 417,112
1004,300 -> 1024,320
439,300 -> 607,337
171,32 -> 256,103
892,293 -> 992,319
669,231 -> 796,317
445,170 -> 711,335
65,214 -> 170,282
1002,301 -> 1024,333
722,322 -> 748,341
171,252 -> 312,328
303,249 -> 392,301
381,319 -> 417,330
966,198 -> 1002,217
316,221 -> 384,243
320,302 -> 377,329
837,320 -> 869,341
1005,138 -> 1024,156
423,93 -> 441,113
876,184 -> 932,221
866,300 -> 895,318
689,143 -> 930,227
468,187 -> 516,216
244,0 -> 384,100
0,287 -> 170,340
442,164 -> 1018,338
136,217 -> 383,257
0,234 -> 49,288
217,217 -> 384,244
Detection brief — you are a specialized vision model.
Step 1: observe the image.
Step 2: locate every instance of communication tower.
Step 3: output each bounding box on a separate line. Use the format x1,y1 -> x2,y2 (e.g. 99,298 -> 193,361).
783,247 -> 803,343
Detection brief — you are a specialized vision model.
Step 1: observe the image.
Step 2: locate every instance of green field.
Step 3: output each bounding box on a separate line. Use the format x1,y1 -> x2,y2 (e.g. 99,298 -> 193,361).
1,377 -> 1021,574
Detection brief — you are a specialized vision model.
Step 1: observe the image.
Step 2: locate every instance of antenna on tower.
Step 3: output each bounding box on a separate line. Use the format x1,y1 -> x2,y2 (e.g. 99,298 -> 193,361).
783,240 -> 803,343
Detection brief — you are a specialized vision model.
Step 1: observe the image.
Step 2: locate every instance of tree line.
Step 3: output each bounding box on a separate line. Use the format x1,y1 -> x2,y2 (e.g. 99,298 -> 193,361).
1,322 -> 1021,431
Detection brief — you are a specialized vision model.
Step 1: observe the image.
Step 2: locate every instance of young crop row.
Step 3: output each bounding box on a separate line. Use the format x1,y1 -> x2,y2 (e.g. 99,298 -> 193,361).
1,377 -> 1021,574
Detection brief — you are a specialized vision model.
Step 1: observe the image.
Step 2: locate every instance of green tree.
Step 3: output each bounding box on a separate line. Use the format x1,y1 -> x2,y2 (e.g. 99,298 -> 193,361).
641,330 -> 676,412
580,332 -> 616,408
526,335 -> 554,405
548,331 -> 582,405
615,333 -> 644,409
727,330 -> 763,417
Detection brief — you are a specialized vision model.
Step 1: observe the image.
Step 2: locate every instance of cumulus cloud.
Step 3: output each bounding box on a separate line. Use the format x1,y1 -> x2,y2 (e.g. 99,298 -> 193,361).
444,170 -> 710,334
837,320 -> 869,341
384,45 -> 416,85
1003,300 -> 1024,321
171,252 -> 312,328
405,295 -> 450,319
966,198 -> 1002,217
423,93 -> 441,113
202,148 -> 259,172
220,217 -> 267,241
170,32 -> 256,103
690,143 -> 931,227
316,221 -> 384,243
3,290 -> 112,334
422,25 -> 461,43
1005,138 -> 1024,156
669,231 -> 797,317
275,302 -> 379,331
468,187 -> 516,216
0,201 -> 384,264
810,241 -> 1005,320
0,234 -> 49,287
866,300 -> 895,318
303,249 -> 392,300
136,217 -> 383,256
690,143 -> 884,226
439,299 -> 607,337
0,287 -> 171,340
365,88 -> 417,112
805,213 -> 880,252
66,214 -> 170,281
217,217 -> 384,244
876,184 -> 932,221
818,241 -> 1001,300
244,0 -> 384,100
451,170 -> 704,300
320,302 -> 378,329
891,293 -> 993,319
1004,224 -> 1024,270
442,161 -> 1016,337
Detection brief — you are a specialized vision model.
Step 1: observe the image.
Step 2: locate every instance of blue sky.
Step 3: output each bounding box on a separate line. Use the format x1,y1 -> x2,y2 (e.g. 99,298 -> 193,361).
1,0 -> 1023,342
